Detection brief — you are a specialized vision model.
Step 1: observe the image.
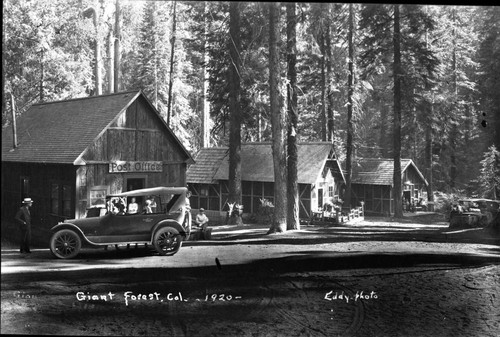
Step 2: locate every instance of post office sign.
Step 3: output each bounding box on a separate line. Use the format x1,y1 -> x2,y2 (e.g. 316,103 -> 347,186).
109,161 -> 163,173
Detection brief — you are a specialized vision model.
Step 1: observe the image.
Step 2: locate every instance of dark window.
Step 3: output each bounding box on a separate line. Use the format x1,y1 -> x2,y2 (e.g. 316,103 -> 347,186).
382,186 -> 391,199
20,177 -> 30,199
263,182 -> 274,197
242,181 -> 252,195
253,182 -> 263,196
51,183 -> 73,218
51,184 -> 59,215
209,185 -> 219,197
242,196 -> 252,213
199,197 -> 208,209
209,197 -> 219,210
220,181 -> 229,193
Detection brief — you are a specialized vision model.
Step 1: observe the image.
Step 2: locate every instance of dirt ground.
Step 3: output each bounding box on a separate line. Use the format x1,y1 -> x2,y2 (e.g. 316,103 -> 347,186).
1,213 -> 500,336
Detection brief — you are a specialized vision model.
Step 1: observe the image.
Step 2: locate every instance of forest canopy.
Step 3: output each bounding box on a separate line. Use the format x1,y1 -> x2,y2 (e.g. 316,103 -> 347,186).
2,1 -> 499,199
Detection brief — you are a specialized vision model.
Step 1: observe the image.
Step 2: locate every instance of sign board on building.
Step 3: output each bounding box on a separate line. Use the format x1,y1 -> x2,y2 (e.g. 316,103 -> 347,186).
109,161 -> 163,173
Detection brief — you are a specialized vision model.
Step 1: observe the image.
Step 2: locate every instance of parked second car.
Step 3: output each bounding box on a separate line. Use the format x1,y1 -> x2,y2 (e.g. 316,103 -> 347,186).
449,198 -> 500,229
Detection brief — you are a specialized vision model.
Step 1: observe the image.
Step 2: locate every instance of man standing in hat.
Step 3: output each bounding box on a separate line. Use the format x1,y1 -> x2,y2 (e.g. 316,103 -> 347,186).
15,198 -> 33,254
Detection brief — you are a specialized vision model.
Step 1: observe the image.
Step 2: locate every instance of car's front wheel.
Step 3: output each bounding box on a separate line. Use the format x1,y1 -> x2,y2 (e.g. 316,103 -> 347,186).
50,229 -> 82,259
153,227 -> 182,256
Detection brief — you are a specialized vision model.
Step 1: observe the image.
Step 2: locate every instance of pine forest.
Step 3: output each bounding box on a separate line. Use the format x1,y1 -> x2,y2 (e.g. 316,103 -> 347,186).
2,1 -> 499,212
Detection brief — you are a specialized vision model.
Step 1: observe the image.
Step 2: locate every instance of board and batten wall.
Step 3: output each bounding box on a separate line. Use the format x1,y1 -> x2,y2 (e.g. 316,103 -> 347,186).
75,96 -> 188,219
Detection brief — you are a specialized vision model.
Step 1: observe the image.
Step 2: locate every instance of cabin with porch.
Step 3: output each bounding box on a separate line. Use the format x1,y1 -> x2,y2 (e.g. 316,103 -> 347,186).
186,142 -> 345,222
348,158 -> 429,216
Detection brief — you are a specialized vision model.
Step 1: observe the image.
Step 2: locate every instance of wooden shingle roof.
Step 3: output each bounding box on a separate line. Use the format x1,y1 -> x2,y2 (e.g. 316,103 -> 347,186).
2,91 -> 140,164
351,158 -> 427,186
184,147 -> 228,184
187,142 -> 344,185
2,90 -> 191,165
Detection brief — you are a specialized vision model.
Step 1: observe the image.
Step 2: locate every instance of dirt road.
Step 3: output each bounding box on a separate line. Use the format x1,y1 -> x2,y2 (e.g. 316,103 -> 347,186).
2,217 -> 499,336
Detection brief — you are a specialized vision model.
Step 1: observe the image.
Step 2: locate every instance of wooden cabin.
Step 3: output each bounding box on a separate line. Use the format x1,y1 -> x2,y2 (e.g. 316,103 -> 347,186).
349,158 -> 429,215
1,90 -> 192,231
186,142 -> 345,221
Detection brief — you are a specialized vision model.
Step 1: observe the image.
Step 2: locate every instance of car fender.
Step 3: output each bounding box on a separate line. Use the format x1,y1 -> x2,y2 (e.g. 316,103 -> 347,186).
50,223 -> 97,246
150,219 -> 186,242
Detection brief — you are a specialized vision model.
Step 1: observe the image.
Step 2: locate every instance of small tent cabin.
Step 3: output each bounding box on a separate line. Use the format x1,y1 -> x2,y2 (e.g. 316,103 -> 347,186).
1,90 -> 192,231
348,158 -> 429,215
186,142 -> 345,220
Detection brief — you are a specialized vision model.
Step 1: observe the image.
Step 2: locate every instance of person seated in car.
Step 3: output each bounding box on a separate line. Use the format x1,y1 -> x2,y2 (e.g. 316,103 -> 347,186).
127,197 -> 139,214
114,197 -> 127,215
195,208 -> 209,230
143,199 -> 153,214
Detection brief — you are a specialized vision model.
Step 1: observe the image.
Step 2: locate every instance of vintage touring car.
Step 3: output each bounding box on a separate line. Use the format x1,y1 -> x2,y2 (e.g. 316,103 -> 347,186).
449,198 -> 500,229
49,187 -> 191,259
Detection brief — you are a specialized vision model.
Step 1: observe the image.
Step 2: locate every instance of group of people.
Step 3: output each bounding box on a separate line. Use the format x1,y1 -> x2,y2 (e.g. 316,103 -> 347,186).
12,190 -> 210,254
107,196 -> 157,215
403,198 -> 427,212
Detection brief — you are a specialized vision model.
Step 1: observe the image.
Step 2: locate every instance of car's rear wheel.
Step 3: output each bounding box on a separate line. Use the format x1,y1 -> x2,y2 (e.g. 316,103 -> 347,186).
50,229 -> 82,259
153,226 -> 182,256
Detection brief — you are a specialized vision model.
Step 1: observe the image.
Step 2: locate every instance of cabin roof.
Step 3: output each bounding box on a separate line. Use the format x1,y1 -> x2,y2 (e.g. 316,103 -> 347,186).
187,142 -> 344,185
2,90 -> 192,164
350,158 -> 428,186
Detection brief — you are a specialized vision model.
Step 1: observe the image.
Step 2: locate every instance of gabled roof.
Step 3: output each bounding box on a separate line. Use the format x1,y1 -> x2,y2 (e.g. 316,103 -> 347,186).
2,90 -> 191,165
187,142 -> 344,185
350,158 -> 428,186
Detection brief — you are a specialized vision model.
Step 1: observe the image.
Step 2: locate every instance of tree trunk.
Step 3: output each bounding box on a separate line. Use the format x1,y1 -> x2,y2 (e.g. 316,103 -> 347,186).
325,5 -> 334,142
2,1 -> 6,120
201,1 -> 210,148
83,7 -> 102,96
449,8 -> 458,190
320,31 -> 327,142
167,0 -> 177,126
286,2 -> 299,230
425,99 -> 434,209
393,5 -> 403,218
379,102 -> 389,157
39,51 -> 44,102
268,2 -> 287,233
114,0 -> 121,93
228,1 -> 243,226
424,10 -> 434,209
107,30 -> 114,94
344,3 -> 355,210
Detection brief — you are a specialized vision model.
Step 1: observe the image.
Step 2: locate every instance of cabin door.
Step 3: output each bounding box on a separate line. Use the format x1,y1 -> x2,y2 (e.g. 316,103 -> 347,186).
318,188 -> 324,209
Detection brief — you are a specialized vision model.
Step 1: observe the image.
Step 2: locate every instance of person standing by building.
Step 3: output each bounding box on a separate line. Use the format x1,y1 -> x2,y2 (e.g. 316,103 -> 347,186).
15,198 -> 33,254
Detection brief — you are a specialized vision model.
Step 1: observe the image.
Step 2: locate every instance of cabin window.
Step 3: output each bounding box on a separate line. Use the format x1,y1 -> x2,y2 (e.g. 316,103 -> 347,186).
51,183 -> 73,218
263,182 -> 273,197
20,176 -> 30,199
200,186 -> 209,197
328,185 -> 334,198
242,181 -> 252,195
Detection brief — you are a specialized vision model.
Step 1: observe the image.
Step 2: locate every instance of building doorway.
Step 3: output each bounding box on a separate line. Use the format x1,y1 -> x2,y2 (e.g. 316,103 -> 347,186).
126,178 -> 145,192
126,177 -> 145,206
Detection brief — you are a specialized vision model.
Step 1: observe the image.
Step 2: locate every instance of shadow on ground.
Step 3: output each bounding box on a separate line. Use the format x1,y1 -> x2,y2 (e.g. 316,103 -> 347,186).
3,246 -> 500,286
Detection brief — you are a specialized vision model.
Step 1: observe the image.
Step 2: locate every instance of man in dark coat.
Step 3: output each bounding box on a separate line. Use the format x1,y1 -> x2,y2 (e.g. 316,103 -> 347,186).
14,198 -> 33,254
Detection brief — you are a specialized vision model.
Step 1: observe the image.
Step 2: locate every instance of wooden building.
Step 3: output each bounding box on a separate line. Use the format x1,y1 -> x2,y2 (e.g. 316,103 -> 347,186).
1,90 -> 192,230
349,158 -> 428,215
186,142 -> 345,220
